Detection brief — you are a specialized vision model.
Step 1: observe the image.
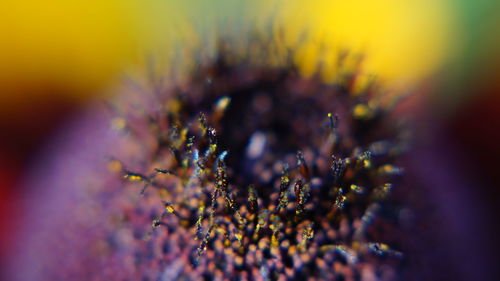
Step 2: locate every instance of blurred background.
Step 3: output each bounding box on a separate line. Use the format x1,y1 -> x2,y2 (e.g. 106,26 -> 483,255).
0,0 -> 499,279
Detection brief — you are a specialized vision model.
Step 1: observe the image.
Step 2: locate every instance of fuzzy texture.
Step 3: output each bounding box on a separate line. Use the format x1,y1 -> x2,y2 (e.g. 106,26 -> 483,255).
111,53 -> 410,280
8,49 -> 413,281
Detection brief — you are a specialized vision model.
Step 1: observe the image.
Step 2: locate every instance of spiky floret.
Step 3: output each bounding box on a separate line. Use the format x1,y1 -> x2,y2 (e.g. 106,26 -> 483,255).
116,49 -> 409,280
